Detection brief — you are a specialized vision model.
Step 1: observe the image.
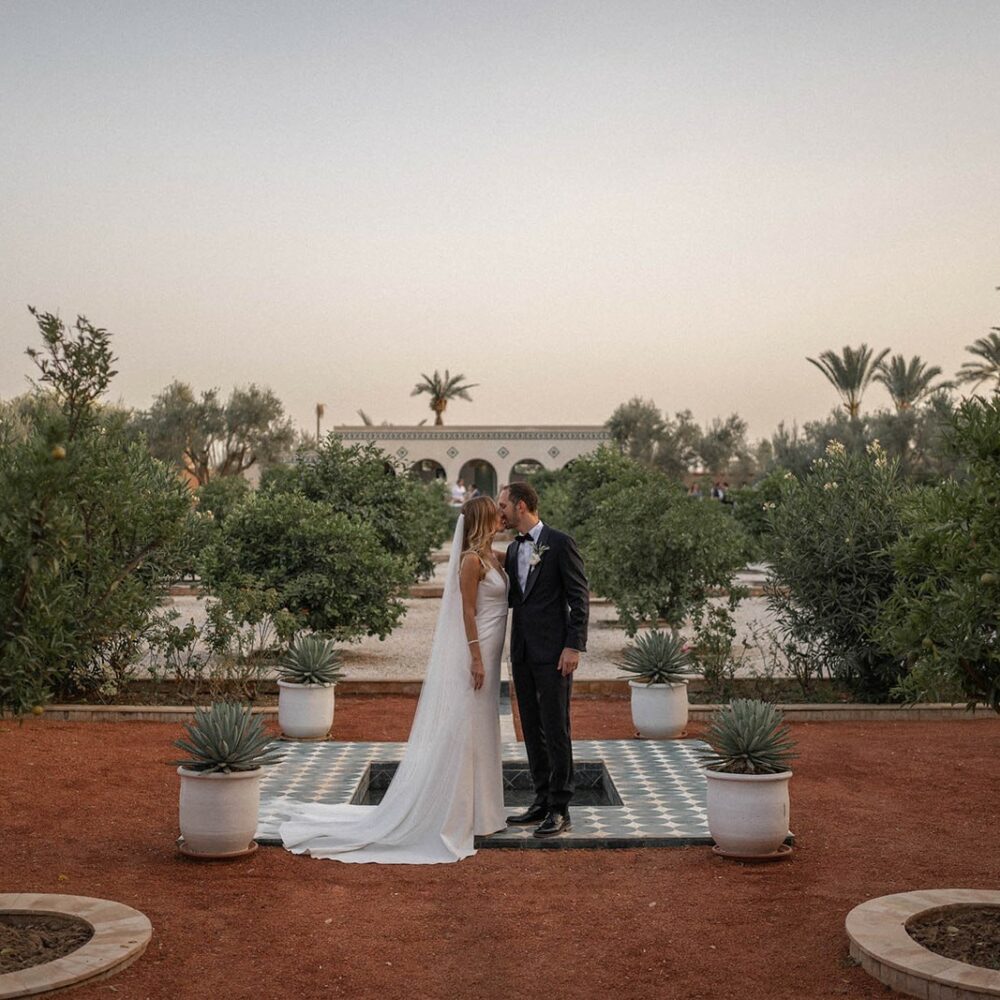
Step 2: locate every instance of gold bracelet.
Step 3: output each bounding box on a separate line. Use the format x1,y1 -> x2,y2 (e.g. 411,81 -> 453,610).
467,639 -> 479,645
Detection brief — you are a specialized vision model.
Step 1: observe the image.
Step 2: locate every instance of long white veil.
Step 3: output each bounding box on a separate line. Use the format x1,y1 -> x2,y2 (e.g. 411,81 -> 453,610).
257,514 -> 479,862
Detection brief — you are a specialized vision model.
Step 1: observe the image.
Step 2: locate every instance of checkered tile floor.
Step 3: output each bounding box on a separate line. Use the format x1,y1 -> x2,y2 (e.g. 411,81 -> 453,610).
258,739 -> 717,849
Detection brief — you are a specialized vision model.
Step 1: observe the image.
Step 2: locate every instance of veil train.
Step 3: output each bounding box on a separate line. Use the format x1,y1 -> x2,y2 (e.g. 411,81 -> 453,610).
256,514 -> 483,863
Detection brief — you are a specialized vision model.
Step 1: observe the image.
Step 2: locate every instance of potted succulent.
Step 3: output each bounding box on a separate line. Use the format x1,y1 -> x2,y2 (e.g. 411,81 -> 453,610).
699,698 -> 797,859
277,635 -> 344,740
620,630 -> 695,739
173,702 -> 284,858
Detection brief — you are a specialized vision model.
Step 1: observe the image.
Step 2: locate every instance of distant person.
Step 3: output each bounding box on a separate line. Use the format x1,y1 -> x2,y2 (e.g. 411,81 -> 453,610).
687,482 -> 703,500
711,480 -> 725,501
450,478 -> 466,506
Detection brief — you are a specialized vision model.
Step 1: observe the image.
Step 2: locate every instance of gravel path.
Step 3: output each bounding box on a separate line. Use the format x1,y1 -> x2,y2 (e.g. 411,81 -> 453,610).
159,555 -> 779,681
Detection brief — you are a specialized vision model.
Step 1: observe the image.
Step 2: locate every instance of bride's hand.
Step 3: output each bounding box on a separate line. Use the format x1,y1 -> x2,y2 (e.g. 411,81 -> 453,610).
470,658 -> 485,691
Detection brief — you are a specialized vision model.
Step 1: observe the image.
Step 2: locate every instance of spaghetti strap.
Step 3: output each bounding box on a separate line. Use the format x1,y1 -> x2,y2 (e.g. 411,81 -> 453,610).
461,549 -> 490,575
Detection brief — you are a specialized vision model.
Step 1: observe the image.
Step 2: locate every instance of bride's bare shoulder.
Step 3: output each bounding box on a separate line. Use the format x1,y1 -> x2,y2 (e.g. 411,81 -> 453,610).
459,550 -> 487,579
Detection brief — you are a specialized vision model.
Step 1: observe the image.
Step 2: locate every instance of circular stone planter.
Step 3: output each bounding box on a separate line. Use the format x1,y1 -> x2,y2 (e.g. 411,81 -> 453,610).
846,889 -> 1000,999
0,894 -> 151,998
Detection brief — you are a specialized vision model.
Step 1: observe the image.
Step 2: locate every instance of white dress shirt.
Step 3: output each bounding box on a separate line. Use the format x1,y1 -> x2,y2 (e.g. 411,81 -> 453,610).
517,520 -> 544,591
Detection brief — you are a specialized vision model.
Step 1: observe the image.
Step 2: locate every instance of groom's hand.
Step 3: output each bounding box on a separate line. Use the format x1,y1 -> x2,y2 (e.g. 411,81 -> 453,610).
557,648 -> 580,677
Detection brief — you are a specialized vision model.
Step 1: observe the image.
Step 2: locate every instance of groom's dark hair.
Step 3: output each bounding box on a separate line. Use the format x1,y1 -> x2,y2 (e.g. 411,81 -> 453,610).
503,481 -> 538,513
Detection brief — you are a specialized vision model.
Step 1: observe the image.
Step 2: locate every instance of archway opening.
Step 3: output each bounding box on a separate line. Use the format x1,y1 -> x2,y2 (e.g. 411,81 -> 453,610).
458,459 -> 497,498
409,458 -> 446,484
509,458 -> 545,483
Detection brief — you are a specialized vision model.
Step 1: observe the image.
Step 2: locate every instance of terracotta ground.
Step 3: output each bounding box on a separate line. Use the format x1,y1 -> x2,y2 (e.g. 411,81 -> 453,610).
3,697 -> 999,1000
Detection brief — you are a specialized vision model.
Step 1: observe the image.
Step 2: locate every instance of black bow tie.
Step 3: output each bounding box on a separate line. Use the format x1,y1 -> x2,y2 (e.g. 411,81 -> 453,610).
516,534 -> 533,544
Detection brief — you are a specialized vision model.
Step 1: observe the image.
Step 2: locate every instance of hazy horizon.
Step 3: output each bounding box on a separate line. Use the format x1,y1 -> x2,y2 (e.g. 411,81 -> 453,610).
2,1 -> 997,440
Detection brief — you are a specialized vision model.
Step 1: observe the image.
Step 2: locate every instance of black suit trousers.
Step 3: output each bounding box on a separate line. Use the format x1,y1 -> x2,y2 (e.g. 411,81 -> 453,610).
512,657 -> 574,812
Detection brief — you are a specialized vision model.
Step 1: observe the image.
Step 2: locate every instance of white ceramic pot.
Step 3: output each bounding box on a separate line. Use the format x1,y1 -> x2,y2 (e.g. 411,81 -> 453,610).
177,767 -> 262,857
629,679 -> 689,739
278,680 -> 336,739
704,768 -> 792,857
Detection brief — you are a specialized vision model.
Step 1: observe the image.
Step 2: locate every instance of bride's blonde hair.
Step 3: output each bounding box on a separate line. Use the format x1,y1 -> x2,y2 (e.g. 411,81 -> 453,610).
462,496 -> 498,564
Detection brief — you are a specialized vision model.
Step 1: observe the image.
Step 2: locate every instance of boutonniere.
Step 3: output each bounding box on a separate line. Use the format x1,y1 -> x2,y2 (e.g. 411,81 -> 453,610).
527,542 -> 549,568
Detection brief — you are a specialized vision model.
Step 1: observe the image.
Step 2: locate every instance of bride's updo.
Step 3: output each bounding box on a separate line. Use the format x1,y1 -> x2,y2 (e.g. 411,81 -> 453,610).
462,495 -> 498,564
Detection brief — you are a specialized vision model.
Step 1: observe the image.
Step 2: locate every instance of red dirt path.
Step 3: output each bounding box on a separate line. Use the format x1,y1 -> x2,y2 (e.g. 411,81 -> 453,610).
3,696 -> 999,1000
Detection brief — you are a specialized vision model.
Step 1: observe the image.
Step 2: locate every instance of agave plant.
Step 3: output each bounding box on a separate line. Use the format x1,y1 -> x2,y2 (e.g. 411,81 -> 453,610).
699,698 -> 797,775
620,630 -> 693,685
173,702 -> 285,773
279,635 -> 344,685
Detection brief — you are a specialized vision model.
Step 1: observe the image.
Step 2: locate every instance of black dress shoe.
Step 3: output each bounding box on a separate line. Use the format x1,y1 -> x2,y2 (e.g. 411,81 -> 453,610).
533,811 -> 571,839
507,803 -> 549,825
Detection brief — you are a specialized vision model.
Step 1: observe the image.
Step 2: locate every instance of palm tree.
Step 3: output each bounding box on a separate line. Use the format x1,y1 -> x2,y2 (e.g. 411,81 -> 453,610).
807,344 -> 890,418
956,330 -> 1000,392
411,370 -> 478,425
873,354 -> 946,411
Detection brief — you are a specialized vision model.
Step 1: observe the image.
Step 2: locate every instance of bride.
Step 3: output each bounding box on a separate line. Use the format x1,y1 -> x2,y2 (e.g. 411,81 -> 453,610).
256,496 -> 509,863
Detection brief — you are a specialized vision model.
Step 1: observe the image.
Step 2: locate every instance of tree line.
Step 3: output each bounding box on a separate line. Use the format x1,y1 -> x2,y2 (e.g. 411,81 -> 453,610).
606,330 -> 1000,485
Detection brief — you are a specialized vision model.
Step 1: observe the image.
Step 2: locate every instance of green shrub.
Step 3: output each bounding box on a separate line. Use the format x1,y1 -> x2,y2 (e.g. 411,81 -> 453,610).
728,468 -> 793,559
532,446 -> 651,549
764,439 -> 907,701
877,396 -> 1000,711
262,438 -> 451,580
198,490 -> 411,642
0,311 -> 196,715
196,475 -> 251,526
533,448 -> 747,636
588,472 -> 748,635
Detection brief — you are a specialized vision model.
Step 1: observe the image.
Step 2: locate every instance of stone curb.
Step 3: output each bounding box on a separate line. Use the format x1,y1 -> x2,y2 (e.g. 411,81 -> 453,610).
0,894 -> 151,998
36,699 -> 994,725
846,889 -> 1000,999
170,585 -> 772,601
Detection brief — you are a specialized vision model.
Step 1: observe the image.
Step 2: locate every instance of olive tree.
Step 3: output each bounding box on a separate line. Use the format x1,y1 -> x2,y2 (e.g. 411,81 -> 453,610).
1,310 -> 196,715
878,396 -> 1000,711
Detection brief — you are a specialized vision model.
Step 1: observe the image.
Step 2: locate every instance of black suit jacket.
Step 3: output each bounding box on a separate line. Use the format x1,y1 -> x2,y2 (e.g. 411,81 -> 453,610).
505,524 -> 589,666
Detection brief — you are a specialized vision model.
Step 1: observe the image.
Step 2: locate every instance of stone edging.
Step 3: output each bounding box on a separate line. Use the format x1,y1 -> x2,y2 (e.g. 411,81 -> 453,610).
846,889 -> 1000,998
37,699 -> 994,724
0,894 -> 151,998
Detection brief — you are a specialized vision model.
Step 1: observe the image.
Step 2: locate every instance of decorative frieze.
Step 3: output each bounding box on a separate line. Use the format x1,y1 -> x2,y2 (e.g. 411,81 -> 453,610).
334,427 -> 610,443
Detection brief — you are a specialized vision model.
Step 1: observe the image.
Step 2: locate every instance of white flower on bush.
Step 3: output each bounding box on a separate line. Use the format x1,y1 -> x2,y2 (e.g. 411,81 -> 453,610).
823,481 -> 838,490
866,439 -> 888,468
825,440 -> 846,456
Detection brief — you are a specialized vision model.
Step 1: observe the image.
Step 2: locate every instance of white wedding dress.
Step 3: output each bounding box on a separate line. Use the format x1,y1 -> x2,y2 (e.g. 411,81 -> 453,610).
256,515 -> 508,863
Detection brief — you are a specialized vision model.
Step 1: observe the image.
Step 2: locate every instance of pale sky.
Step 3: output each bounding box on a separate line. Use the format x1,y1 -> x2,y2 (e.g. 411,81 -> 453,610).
1,1 -> 997,440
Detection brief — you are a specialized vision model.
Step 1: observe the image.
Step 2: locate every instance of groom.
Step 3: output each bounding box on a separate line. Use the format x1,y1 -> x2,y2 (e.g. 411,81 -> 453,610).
498,482 -> 589,838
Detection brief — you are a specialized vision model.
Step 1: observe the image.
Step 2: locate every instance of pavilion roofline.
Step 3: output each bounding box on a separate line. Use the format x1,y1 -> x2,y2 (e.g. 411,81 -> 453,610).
332,424 -> 609,432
